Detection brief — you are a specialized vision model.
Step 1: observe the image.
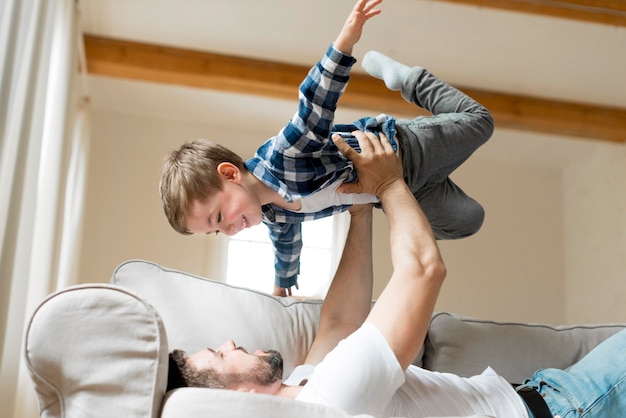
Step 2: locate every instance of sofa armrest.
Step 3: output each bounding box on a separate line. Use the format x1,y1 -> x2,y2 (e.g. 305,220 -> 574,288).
24,284 -> 168,418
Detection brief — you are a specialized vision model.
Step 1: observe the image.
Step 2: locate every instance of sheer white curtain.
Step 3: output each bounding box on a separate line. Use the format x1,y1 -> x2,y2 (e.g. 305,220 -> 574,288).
0,0 -> 89,417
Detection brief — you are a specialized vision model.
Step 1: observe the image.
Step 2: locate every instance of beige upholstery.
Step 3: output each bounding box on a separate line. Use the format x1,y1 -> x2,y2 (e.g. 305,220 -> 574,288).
24,259 -> 626,418
423,312 -> 626,384
24,284 -> 168,418
161,388 -> 376,418
110,259 -> 324,378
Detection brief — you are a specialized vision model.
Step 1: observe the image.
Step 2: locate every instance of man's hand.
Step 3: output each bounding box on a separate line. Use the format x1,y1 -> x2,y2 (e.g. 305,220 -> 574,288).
332,130 -> 403,198
333,0 -> 383,55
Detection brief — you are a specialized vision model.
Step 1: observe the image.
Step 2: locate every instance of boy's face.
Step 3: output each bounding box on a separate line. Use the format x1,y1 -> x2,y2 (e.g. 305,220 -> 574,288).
186,173 -> 263,236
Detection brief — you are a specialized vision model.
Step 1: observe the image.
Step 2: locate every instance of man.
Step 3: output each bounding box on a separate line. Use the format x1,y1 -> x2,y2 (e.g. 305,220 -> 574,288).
170,130 -> 626,417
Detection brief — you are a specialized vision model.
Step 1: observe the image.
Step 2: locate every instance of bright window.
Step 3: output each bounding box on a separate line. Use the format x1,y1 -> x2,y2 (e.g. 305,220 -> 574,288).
226,213 -> 349,298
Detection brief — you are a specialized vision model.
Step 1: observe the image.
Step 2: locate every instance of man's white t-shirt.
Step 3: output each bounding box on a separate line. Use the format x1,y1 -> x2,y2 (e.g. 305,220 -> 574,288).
290,322 -> 529,418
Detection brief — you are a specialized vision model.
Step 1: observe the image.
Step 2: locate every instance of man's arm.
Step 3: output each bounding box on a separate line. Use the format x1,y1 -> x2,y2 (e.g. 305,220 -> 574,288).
334,131 -> 447,370
303,204 -> 374,365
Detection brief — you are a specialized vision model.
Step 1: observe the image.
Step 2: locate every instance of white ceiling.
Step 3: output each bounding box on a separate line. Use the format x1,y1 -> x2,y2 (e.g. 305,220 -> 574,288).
80,0 -> 626,105
79,0 -> 626,163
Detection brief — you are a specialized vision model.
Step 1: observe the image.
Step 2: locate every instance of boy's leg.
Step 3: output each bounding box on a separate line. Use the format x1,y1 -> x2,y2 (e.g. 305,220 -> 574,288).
395,121 -> 486,239
411,177 -> 484,240
362,51 -> 494,187
524,329 -> 626,418
363,51 -> 493,239
397,68 -> 493,187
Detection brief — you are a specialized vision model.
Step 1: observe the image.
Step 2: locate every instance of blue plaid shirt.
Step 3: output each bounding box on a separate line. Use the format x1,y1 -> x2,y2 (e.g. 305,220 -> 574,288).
244,45 -> 396,289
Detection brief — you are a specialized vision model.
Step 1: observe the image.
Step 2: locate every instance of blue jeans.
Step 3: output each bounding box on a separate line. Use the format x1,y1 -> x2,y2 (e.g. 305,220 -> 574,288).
522,329 -> 626,417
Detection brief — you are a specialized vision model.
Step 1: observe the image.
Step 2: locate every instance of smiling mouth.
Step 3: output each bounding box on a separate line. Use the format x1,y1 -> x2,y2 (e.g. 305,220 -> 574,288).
241,216 -> 248,230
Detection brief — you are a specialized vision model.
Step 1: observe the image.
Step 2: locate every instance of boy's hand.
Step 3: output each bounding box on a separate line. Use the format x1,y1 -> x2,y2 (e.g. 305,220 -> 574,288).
273,283 -> 298,297
333,0 -> 382,55
333,130 -> 403,198
274,285 -> 288,297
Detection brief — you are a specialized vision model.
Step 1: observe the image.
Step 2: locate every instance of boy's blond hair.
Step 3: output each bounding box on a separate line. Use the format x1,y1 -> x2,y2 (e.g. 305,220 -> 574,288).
159,138 -> 245,234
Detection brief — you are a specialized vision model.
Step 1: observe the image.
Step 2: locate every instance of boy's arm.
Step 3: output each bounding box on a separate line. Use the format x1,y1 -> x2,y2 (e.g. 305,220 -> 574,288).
279,0 -> 382,149
264,0 -> 383,296
333,0 -> 382,55
334,131 -> 447,371
267,222 -> 302,296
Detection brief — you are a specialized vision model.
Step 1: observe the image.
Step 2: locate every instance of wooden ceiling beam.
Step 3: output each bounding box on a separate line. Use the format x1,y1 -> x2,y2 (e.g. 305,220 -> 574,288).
438,0 -> 626,27
84,35 -> 626,143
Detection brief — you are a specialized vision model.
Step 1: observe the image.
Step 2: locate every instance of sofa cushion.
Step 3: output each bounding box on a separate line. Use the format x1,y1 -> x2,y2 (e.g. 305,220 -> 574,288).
111,259 -> 324,377
161,388 -> 378,418
422,312 -> 626,384
161,388 -> 494,418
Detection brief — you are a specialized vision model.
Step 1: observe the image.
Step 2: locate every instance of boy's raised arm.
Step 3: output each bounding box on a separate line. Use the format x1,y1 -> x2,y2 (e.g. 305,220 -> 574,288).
265,0 -> 383,297
333,0 -> 382,56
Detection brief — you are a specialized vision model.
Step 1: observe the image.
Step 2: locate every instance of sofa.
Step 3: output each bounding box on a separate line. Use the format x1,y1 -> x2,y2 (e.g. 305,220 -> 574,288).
24,259 -> 626,418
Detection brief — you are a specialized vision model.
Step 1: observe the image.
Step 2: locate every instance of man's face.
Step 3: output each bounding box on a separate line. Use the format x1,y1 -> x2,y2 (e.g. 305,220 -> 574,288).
186,340 -> 283,389
185,177 -> 263,236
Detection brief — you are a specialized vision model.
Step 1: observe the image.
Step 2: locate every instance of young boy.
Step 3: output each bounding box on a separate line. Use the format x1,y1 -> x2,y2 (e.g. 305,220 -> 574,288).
160,0 -> 494,296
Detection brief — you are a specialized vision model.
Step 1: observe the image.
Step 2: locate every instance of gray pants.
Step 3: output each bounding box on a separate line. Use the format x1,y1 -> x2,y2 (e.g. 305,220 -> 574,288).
396,67 -> 494,239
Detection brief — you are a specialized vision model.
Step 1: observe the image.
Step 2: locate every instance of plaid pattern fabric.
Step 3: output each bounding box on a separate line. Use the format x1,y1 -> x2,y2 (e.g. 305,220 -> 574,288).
244,44 -> 397,288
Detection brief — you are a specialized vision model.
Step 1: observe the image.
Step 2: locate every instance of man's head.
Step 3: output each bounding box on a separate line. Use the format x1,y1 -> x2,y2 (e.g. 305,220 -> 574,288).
160,139 -> 260,235
168,340 -> 284,393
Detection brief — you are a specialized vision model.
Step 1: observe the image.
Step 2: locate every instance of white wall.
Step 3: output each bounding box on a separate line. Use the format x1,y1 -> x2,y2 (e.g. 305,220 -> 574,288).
81,109 -> 264,281
436,153 -> 565,323
562,142 -> 626,323
80,76 -> 626,326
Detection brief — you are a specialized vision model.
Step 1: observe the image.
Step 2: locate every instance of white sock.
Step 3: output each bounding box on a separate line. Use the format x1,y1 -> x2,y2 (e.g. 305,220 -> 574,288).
362,51 -> 411,91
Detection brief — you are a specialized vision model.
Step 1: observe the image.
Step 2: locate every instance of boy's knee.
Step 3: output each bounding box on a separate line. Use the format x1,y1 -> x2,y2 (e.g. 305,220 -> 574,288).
432,202 -> 484,240
480,112 -> 495,145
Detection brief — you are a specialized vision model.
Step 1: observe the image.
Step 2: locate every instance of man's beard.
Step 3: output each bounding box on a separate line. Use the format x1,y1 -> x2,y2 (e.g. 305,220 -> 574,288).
223,349 -> 284,388
251,350 -> 284,386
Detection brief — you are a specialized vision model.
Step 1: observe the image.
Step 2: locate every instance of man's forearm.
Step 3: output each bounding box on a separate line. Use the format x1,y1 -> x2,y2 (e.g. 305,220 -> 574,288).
323,206 -> 374,324
379,180 -> 442,273
369,179 -> 446,370
304,205 -> 373,365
